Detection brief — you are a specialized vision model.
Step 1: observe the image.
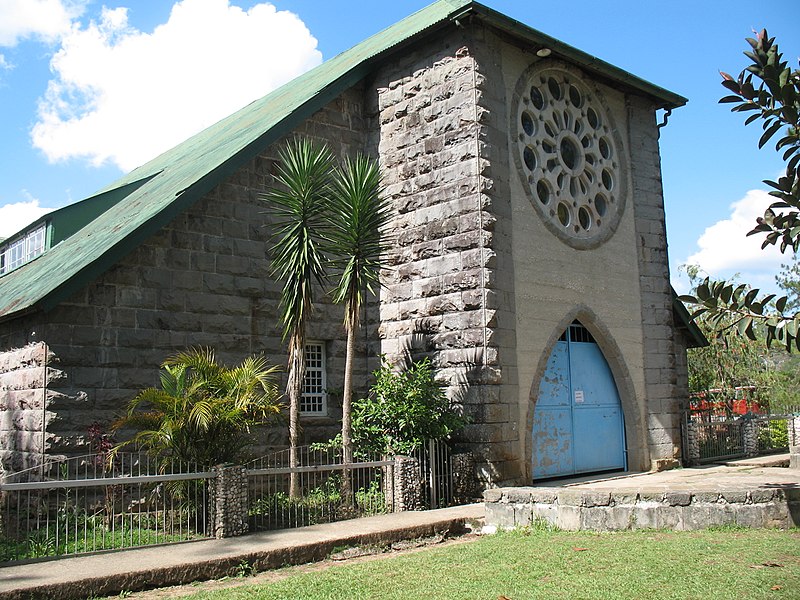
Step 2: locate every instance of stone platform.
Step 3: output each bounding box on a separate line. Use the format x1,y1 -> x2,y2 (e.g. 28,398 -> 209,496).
484,455 -> 800,531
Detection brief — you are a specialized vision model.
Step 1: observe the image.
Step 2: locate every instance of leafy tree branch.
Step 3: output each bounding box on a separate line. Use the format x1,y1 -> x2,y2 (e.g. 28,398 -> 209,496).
679,277 -> 800,351
682,30 -> 800,349
720,29 -> 799,253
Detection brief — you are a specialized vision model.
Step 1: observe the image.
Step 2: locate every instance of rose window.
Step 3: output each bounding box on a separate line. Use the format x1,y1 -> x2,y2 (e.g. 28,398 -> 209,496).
514,65 -> 626,249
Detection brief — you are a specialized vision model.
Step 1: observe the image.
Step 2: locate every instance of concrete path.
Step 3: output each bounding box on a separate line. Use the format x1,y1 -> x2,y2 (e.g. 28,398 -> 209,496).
0,504 -> 484,600
545,454 -> 799,492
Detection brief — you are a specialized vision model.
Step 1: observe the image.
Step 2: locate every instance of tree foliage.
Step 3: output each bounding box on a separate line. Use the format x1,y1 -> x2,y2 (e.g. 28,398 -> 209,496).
351,358 -> 466,456
113,348 -> 281,467
263,140 -> 392,482
775,252 -> 800,311
682,30 -> 800,350
682,268 -> 775,393
720,29 -> 800,253
679,277 -> 800,351
682,268 -> 800,411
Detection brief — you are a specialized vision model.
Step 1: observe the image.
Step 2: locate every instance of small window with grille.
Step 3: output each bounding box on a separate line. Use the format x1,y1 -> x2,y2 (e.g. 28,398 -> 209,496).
300,341 -> 327,415
569,321 -> 596,344
0,224 -> 47,276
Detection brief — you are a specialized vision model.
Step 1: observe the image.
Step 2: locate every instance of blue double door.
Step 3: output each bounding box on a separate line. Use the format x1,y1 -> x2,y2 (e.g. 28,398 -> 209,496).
532,323 -> 626,479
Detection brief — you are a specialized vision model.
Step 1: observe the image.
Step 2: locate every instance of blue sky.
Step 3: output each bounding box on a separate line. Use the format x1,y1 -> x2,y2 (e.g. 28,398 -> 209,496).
0,0 -> 798,294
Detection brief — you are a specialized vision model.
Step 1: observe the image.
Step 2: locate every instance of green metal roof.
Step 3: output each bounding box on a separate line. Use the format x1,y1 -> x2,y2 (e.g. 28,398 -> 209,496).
0,0 -> 686,322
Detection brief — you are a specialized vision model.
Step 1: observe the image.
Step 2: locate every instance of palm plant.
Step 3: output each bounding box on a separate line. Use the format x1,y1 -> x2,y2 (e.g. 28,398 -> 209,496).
263,139 -> 334,495
113,348 -> 281,467
329,154 -> 392,467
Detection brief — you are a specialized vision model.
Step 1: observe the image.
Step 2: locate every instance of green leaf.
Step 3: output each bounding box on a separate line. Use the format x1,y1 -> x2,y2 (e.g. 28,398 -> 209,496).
697,282 -> 711,302
758,121 -> 783,149
737,317 -> 753,337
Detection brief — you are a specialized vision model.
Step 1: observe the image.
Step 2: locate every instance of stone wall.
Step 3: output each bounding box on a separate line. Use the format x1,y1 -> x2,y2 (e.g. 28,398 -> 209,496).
0,20 -> 690,486
376,32 -> 506,478
0,343 -> 52,472
485,486 -> 800,530
211,464 -> 249,538
628,95 -> 685,468
374,26 -> 510,484
0,88 -> 376,469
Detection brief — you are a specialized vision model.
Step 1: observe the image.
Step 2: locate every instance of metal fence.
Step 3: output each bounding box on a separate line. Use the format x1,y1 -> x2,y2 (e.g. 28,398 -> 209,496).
683,411 -> 798,464
412,439 -> 453,509
1,441 -> 466,562
246,446 -> 395,531
695,419 -> 745,463
0,453 -> 213,563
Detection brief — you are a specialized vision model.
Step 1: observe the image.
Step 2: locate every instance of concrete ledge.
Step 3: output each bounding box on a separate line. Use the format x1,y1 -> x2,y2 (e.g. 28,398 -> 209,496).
484,487 -> 800,531
0,504 -> 484,600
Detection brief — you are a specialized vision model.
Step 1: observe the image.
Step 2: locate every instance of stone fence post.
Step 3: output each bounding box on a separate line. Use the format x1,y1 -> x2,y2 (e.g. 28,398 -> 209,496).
788,416 -> 800,447
392,456 -> 423,512
684,420 -> 700,466
741,414 -> 759,458
790,446 -> 800,470
0,461 -> 5,540
451,452 -> 477,504
210,464 -> 248,538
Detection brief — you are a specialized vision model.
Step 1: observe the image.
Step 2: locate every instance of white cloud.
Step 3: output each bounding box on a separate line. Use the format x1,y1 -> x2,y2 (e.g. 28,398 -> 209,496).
0,0 -> 84,46
677,189 -> 791,294
30,0 -> 322,172
0,198 -> 53,239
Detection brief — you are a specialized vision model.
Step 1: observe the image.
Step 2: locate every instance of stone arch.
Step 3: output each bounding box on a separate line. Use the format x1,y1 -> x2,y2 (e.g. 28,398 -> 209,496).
523,305 -> 646,481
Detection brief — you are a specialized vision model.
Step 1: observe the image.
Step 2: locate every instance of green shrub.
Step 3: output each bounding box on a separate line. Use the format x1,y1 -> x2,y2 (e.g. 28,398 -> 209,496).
113,348 -> 281,467
758,419 -> 789,450
352,357 -> 466,456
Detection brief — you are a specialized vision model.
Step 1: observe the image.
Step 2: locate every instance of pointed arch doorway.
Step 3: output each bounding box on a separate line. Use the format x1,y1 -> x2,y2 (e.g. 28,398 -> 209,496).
532,321 -> 627,479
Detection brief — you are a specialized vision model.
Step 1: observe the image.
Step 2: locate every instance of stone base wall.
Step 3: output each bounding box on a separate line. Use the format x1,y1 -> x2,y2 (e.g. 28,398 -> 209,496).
485,486 -> 800,531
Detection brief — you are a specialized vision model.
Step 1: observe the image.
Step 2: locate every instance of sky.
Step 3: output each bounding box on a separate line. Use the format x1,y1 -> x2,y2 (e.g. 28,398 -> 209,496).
0,0 -> 798,296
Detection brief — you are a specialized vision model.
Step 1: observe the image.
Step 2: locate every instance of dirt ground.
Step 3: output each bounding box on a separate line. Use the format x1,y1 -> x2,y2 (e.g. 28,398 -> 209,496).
117,533 -> 482,599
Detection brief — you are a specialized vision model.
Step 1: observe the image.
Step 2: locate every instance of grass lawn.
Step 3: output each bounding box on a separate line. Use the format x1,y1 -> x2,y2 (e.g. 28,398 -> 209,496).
175,526 -> 800,600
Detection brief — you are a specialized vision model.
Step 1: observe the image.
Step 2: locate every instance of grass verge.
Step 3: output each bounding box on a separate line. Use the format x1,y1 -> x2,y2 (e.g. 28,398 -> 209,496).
174,527 -> 800,600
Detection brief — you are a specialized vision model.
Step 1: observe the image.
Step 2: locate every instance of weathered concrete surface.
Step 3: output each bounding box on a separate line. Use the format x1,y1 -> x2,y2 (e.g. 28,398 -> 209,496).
0,504 -> 484,600
484,457 -> 800,531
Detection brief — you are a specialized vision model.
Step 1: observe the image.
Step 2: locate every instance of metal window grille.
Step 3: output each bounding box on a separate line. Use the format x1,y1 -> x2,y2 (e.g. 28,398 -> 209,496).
557,321 -> 596,343
569,321 -> 596,343
300,341 -> 326,415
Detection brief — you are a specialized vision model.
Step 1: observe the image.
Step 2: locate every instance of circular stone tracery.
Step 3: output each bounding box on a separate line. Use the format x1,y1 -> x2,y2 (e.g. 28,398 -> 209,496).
514,65 -> 626,249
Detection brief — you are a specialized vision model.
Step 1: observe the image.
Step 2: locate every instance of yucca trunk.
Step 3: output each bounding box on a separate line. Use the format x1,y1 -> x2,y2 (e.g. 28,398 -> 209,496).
340,321 -> 355,505
287,335 -> 305,498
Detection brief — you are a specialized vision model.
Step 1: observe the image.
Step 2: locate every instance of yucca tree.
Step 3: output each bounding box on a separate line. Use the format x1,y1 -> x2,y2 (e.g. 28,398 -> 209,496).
330,154 -> 392,468
263,138 -> 334,495
113,348 -> 281,467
